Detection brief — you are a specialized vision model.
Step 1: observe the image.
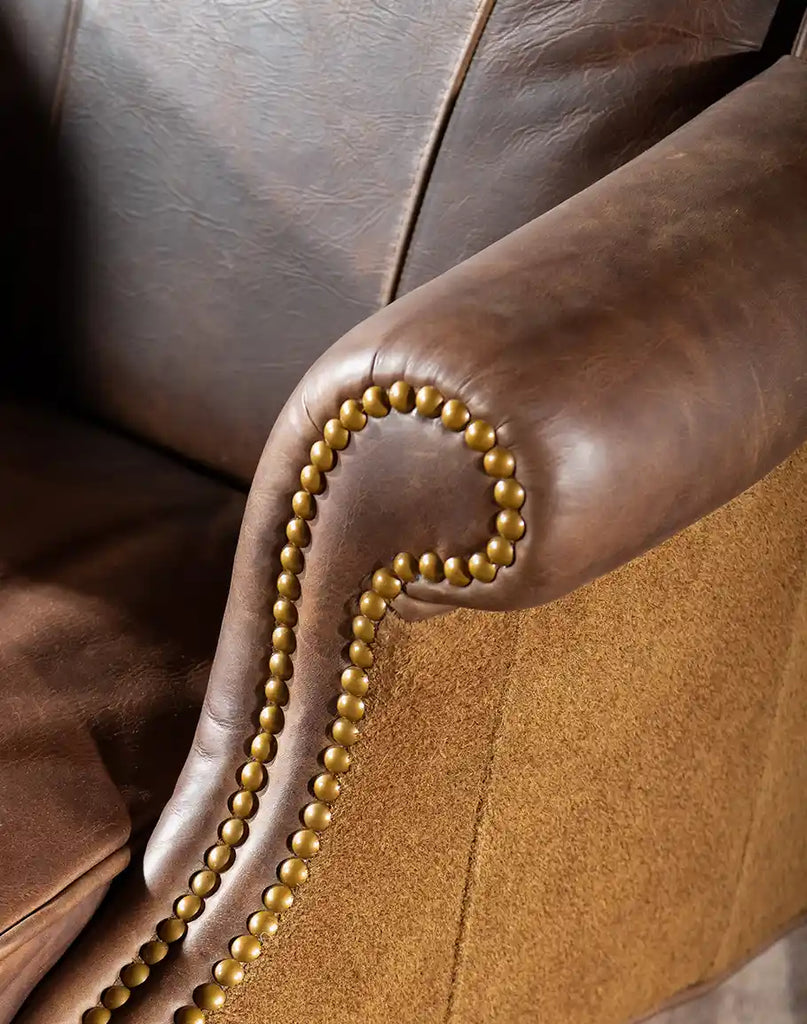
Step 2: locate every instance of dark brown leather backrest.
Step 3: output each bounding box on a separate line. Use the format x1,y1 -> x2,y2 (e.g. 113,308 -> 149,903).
7,0 -> 786,483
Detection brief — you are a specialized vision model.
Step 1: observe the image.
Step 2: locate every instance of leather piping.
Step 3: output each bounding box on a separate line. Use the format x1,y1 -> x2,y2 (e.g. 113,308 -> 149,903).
381,0 -> 499,305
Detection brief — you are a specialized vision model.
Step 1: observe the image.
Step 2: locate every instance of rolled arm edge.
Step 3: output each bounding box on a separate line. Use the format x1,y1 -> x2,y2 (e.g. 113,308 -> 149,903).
242,55 -> 807,622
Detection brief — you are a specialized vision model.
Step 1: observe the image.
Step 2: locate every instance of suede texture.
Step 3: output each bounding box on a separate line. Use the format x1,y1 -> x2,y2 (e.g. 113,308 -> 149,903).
211,444 -> 807,1024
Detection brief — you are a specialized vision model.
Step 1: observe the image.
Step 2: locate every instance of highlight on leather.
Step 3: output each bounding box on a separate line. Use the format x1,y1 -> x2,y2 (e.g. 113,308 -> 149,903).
78,381 -> 526,1024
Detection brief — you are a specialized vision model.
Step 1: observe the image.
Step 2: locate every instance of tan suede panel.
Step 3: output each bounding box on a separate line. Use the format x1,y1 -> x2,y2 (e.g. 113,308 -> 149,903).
215,609 -> 521,1024
214,445 -> 806,1024
709,571 -> 807,976
449,450 -> 807,1024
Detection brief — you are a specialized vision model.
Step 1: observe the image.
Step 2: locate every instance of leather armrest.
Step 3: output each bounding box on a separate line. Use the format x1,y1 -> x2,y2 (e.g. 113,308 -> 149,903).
139,55 -> 807,896
245,54 -> 807,614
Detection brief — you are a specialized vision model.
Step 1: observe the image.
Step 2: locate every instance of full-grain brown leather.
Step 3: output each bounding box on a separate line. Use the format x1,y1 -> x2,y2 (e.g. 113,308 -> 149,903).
19,57 -> 807,1024
398,0 -> 782,292
0,403 -> 243,1022
28,0 -> 783,482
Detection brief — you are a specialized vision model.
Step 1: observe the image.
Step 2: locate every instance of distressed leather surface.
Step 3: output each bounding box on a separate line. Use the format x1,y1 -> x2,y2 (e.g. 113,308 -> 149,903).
0,402 -> 243,1022
33,0 -> 784,483
399,0 -> 781,291
52,0 -> 480,481
19,58 -> 807,1024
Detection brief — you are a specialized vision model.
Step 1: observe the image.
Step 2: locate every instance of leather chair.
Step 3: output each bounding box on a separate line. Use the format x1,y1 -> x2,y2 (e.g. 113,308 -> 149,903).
2,2 -> 806,1022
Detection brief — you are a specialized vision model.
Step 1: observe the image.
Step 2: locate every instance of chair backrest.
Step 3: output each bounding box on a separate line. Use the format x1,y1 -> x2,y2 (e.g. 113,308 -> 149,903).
6,0 -> 785,483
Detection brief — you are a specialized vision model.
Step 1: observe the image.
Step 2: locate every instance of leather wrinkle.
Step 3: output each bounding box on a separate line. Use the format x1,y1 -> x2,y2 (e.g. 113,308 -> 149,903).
383,0 -> 500,305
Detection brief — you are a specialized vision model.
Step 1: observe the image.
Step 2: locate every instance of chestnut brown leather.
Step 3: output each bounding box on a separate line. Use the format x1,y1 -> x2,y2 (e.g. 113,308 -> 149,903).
0,403 -> 243,1021
18,56 -> 807,1024
397,0 -> 782,292
22,0 -> 785,482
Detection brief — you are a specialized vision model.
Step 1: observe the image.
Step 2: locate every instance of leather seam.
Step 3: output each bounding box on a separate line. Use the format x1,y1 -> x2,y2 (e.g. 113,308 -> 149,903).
0,845 -> 129,957
50,0 -> 83,127
381,0 -> 499,305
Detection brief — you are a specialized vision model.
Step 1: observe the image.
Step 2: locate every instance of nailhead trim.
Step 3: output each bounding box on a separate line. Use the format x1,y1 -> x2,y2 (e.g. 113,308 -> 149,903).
79,381 -> 525,1023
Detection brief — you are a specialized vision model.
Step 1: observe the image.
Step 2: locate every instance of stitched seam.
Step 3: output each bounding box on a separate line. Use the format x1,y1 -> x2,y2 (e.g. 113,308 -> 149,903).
381,0 -> 499,306
444,609 -> 523,1024
709,555 -> 807,973
50,0 -> 83,128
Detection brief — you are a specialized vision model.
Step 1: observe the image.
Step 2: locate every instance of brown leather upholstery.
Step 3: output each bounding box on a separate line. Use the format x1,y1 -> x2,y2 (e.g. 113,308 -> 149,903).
3,1 -> 806,1022
397,0 -> 782,291
0,403 -> 243,1020
17,0 -> 784,483
15,51 -> 807,1024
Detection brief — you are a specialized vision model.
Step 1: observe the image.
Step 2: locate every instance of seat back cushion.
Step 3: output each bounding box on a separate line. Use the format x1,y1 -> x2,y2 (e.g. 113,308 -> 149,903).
7,0 -> 783,482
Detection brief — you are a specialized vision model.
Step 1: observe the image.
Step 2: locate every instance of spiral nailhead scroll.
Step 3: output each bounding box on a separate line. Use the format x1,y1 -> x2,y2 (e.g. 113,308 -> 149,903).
79,381 -> 525,1024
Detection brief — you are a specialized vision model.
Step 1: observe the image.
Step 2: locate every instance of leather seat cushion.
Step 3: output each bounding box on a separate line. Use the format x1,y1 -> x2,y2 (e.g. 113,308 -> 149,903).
0,401 -> 244,966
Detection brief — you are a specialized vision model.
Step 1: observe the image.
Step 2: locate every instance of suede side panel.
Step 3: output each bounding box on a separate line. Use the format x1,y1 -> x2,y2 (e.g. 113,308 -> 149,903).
449,446 -> 807,1024
214,610 -> 521,1024
213,444 -> 806,1024
709,564 -> 807,976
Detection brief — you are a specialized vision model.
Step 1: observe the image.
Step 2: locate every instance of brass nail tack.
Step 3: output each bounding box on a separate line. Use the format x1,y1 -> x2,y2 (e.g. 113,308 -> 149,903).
304,801 -> 333,830
272,625 -> 296,653
291,828 -> 321,858
441,398 -> 470,431
263,884 -> 295,912
101,987 -> 130,1010
120,963 -> 150,988
140,940 -> 169,965
190,869 -> 219,898
444,556 -> 472,587
362,385 -> 390,417
324,418 -> 350,449
419,551 -> 444,582
83,1009 -> 111,1024
415,385 -> 443,417
372,567 -> 401,599
313,772 -> 341,802
175,1008 -> 205,1024
468,552 -> 498,582
465,419 -> 496,452
392,551 -> 418,581
206,844 -> 235,872
310,439 -> 335,471
231,789 -> 257,818
292,490 -> 316,520
300,464 -> 324,494
339,399 -> 367,431
388,380 -> 415,412
230,934 -> 262,962
273,597 -> 298,626
494,477 -> 525,510
359,589 -> 386,621
248,910 -> 280,937
487,536 -> 515,566
341,667 -> 369,697
264,677 -> 290,705
496,508 -> 525,541
323,744 -> 352,773
351,614 -> 375,641
214,959 -> 245,987
286,517 -> 310,547
193,983 -> 226,1011
484,446 -> 515,478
